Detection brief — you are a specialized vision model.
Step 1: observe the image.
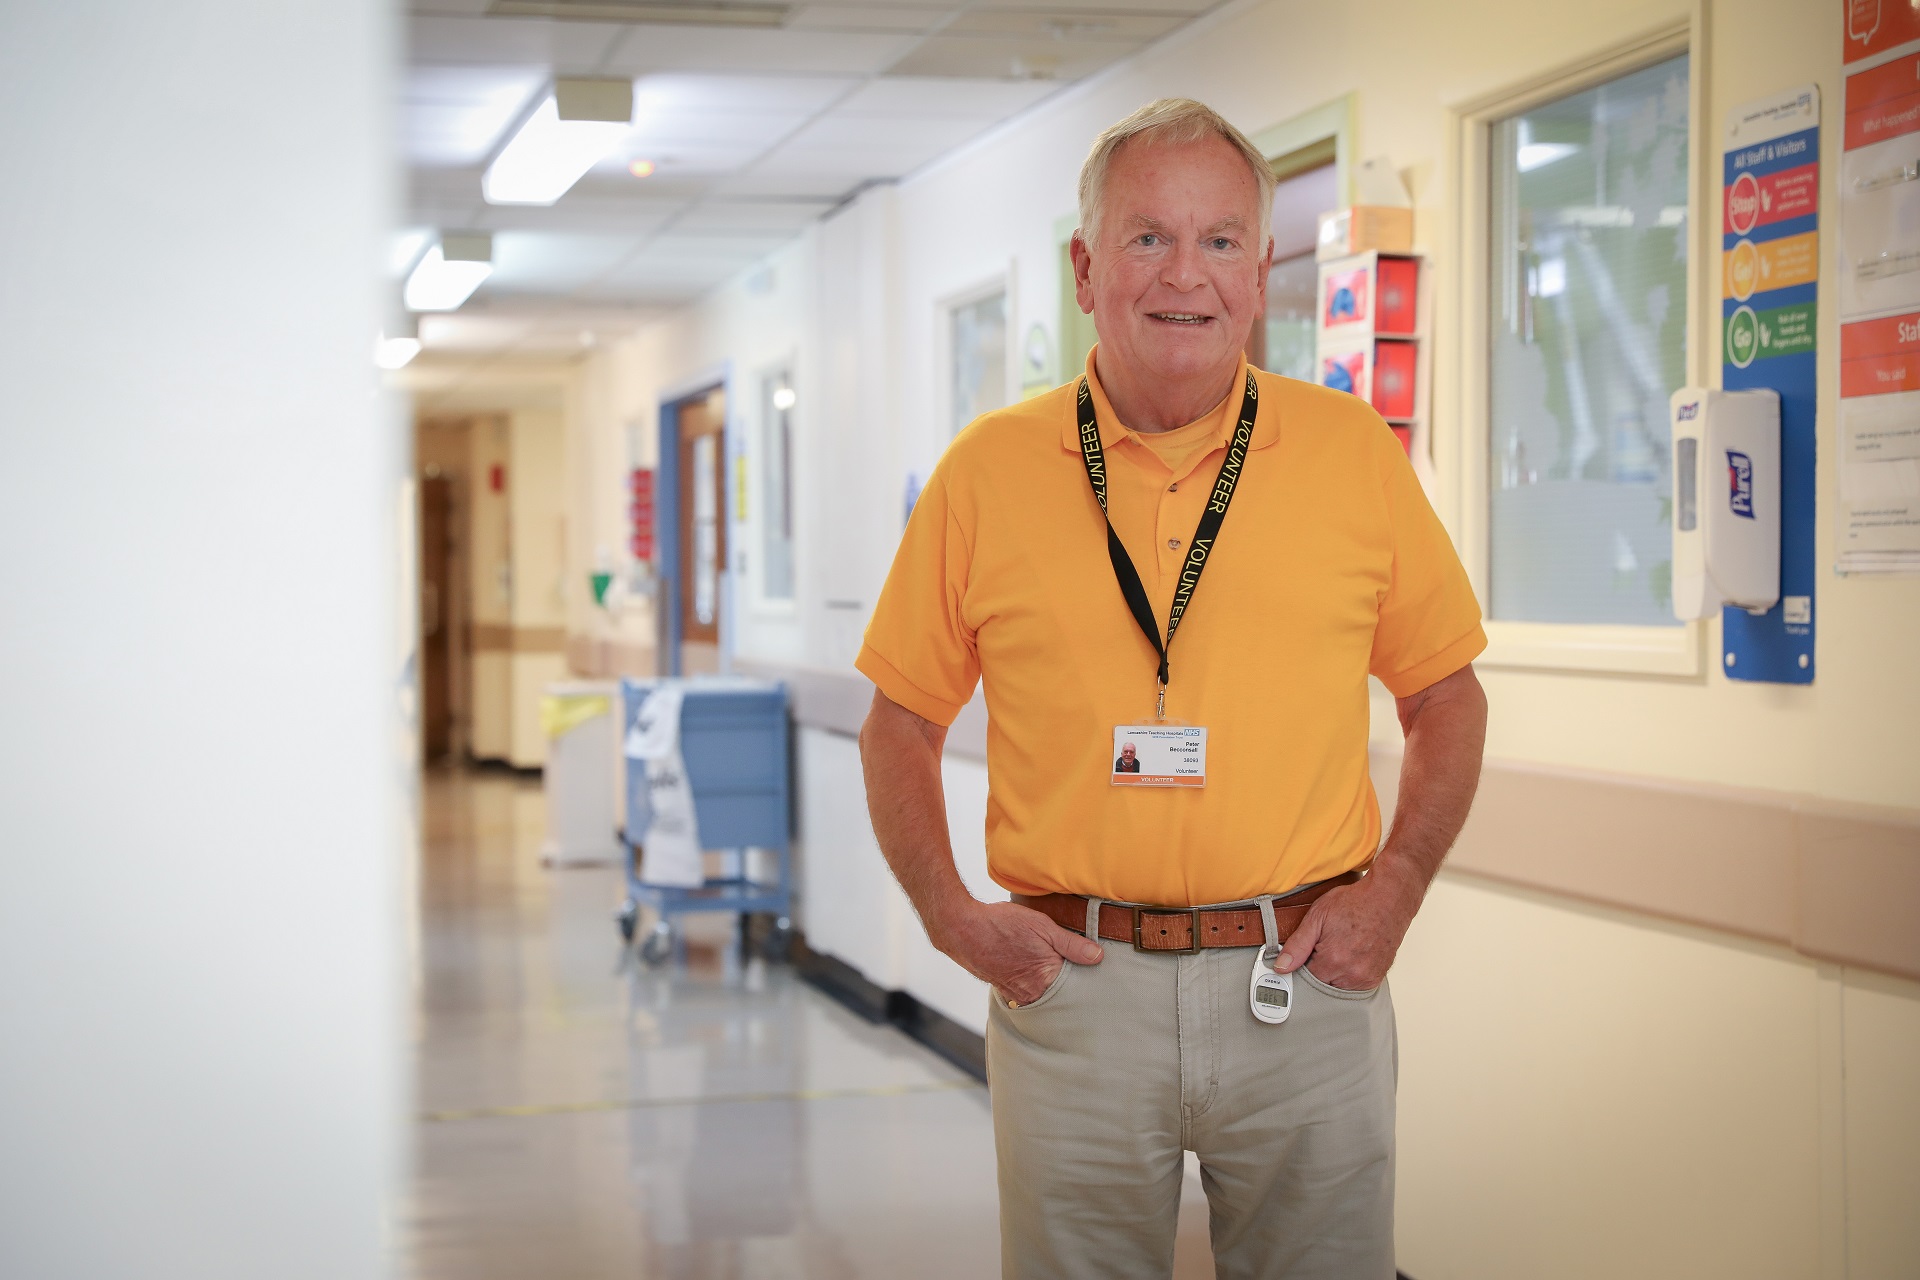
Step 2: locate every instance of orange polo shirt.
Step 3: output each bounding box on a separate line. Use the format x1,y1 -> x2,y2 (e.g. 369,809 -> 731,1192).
856,349 -> 1485,906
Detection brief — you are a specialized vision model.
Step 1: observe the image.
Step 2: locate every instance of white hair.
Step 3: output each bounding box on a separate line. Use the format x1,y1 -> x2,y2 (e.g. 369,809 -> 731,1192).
1077,98 -> 1275,246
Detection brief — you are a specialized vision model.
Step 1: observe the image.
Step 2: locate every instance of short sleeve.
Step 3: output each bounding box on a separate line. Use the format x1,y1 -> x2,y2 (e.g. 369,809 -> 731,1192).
1368,438 -> 1486,697
855,467 -> 980,726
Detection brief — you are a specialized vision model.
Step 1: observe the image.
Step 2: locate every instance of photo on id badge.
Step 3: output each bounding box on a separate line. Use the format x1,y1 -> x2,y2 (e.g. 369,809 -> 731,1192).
1111,724 -> 1207,787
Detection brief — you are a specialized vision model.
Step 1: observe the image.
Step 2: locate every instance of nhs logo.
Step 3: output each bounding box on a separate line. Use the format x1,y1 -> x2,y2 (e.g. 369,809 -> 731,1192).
1727,450 -> 1755,518
1676,401 -> 1700,421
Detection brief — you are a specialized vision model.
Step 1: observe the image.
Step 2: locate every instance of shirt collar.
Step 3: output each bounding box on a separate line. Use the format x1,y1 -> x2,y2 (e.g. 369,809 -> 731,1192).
1060,344 -> 1279,454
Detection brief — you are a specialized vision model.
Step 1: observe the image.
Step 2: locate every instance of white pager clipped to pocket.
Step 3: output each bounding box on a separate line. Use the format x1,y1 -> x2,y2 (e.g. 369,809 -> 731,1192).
1249,947 -> 1294,1024
1670,388 -> 1781,620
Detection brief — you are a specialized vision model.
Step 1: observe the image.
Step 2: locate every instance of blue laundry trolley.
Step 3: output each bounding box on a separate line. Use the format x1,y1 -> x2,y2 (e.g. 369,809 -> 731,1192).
617,677 -> 793,962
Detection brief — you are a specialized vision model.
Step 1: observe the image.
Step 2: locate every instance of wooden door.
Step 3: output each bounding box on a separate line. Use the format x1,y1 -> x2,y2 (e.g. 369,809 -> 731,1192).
419,474 -> 454,760
677,390 -> 727,651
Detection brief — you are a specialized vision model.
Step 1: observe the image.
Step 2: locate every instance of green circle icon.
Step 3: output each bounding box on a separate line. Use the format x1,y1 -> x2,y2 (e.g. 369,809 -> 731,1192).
1726,305 -> 1759,369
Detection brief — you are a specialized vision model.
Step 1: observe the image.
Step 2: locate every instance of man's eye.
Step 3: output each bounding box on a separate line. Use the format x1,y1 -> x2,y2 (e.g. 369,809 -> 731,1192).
1138,234 -> 1160,246
1210,238 -> 1233,251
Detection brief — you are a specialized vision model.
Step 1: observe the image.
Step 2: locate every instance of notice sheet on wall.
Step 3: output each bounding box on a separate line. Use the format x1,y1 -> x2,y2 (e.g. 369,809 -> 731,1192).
1838,1 -> 1920,572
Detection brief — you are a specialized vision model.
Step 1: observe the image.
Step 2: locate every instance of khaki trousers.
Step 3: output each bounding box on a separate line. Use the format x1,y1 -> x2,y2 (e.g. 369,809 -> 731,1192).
985,922 -> 1397,1280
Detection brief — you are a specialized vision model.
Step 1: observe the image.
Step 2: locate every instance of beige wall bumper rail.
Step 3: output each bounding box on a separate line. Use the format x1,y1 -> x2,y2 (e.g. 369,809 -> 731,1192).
742,660 -> 1920,984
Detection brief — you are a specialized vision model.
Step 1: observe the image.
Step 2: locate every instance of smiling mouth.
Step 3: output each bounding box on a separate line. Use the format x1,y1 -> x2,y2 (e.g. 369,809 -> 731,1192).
1150,312 -> 1212,325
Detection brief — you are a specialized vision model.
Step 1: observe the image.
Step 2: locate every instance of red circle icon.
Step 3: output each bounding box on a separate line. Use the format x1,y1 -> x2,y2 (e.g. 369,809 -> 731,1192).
1727,171 -> 1761,236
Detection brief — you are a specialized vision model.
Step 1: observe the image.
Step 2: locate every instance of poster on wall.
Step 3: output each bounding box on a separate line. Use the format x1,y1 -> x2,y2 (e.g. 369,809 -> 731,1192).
1837,0 -> 1920,573
1721,86 -> 1819,683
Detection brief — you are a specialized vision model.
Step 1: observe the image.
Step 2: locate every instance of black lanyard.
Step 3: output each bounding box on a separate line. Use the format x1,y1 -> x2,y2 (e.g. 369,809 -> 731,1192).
1075,370 -> 1258,719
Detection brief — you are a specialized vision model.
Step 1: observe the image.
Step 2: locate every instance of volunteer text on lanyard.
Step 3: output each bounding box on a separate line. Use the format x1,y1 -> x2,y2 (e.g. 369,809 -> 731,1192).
1079,371 -> 1257,786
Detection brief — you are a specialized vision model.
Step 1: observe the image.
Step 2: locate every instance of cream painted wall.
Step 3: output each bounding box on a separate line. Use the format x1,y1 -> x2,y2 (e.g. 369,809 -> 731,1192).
467,417 -> 512,761
1395,873 -> 1918,1279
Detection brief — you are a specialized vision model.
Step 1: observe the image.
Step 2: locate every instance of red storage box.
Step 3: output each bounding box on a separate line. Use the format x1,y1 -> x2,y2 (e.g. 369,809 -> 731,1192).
1371,340 -> 1416,419
1375,257 -> 1419,335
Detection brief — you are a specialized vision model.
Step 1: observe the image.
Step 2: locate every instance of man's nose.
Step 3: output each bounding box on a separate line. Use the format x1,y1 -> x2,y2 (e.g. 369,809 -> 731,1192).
1160,238 -> 1207,291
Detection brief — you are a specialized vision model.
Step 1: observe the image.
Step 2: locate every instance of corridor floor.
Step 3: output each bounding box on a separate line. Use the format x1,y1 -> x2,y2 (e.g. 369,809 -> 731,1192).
405,765 -> 1215,1279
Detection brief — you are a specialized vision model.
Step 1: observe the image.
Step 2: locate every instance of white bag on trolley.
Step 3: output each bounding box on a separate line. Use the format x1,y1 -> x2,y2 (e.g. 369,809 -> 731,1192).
622,684 -> 705,888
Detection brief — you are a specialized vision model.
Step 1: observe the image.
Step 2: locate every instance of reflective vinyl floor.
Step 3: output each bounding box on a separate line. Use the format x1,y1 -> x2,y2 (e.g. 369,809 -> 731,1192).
406,765 -> 1215,1279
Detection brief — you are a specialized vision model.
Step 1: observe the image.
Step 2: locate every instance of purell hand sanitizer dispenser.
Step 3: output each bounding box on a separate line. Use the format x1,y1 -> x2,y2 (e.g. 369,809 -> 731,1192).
1670,388 -> 1780,620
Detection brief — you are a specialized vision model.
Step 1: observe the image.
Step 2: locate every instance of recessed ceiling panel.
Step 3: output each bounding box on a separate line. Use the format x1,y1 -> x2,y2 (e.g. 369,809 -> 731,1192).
600,26 -> 918,75
408,13 -> 628,70
709,169 -> 867,200
831,75 -> 1058,118
481,231 -> 642,294
885,33 -> 1143,79
785,5 -> 951,32
941,9 -> 1183,40
687,199 -> 837,234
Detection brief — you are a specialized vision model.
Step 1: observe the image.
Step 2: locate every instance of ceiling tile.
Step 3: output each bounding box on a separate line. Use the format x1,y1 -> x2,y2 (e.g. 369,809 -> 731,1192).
709,170 -> 868,200
831,74 -> 1058,118
885,33 -> 1144,79
407,13 -> 627,71
785,112 -> 985,153
941,9 -> 1183,41
785,5 -> 952,32
480,231 -> 641,294
600,26 -> 918,76
686,199 -> 836,234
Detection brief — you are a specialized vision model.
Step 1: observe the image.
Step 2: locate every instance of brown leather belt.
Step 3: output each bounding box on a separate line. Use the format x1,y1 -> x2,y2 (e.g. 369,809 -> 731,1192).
1018,869 -> 1366,954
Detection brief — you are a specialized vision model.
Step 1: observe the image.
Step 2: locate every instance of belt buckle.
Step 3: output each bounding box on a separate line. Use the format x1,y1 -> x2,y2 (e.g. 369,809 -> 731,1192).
1130,905 -> 1203,954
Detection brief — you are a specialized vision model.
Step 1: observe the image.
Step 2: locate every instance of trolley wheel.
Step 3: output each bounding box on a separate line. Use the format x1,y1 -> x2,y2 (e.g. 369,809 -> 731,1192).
639,921 -> 674,966
615,902 -> 639,943
760,915 -> 795,963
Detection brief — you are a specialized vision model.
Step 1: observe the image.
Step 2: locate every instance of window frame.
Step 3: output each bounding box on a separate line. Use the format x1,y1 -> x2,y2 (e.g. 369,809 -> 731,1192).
938,269 -> 1016,441
1445,17 -> 1711,676
749,356 -> 799,617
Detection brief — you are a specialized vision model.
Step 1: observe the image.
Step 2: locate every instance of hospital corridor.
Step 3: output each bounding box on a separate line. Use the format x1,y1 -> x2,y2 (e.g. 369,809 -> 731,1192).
3,0 -> 1919,1279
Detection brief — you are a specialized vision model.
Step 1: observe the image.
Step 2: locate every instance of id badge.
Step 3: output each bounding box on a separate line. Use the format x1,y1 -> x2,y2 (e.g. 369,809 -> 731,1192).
1111,723 -> 1207,787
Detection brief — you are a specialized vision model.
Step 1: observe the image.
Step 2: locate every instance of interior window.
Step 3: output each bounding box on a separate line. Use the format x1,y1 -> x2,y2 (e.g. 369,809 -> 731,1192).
760,371 -> 795,602
1487,54 -> 1690,625
950,290 -> 1008,437
1263,160 -> 1338,383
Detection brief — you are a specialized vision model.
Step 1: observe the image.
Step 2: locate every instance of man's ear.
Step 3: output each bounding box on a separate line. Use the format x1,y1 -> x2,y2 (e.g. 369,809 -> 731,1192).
1071,231 -> 1096,316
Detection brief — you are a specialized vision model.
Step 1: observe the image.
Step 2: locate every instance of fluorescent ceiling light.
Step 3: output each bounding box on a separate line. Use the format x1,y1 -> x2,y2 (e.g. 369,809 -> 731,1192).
376,336 -> 423,369
376,314 -> 422,369
483,79 -> 634,206
1517,142 -> 1577,172
390,228 -> 431,277
404,234 -> 493,312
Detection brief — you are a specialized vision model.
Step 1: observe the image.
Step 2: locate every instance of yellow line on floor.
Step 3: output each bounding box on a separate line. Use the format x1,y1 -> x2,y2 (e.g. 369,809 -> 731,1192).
421,1078 -> 984,1123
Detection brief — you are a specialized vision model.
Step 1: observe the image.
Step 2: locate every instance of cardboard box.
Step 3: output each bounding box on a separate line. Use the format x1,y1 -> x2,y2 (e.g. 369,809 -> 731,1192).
1315,205 -> 1413,260
1371,340 -> 1417,419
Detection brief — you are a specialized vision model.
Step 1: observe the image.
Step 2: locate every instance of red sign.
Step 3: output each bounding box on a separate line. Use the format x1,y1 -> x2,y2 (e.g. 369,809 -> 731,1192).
1843,48 -> 1920,150
1845,0 -> 1920,64
628,468 -> 656,561
1839,312 -> 1920,398
1723,163 -> 1819,235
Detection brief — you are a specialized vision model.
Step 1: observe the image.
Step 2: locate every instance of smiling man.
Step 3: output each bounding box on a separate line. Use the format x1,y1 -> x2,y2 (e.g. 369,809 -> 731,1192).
857,99 -> 1488,1280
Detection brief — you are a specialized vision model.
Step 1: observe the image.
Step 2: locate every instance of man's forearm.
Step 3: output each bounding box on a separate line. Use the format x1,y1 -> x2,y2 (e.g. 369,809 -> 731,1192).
1373,665 -> 1488,905
859,692 -> 970,934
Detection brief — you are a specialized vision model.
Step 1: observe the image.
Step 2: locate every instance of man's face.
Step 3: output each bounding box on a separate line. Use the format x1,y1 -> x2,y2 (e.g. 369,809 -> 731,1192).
1120,744 -> 1136,762
1073,133 -> 1271,387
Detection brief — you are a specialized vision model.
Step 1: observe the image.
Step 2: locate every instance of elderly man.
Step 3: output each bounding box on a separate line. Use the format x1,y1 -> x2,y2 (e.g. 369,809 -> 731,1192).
857,98 -> 1486,1279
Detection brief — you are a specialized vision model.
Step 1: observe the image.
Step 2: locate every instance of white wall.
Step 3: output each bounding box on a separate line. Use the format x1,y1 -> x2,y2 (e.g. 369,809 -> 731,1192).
0,2 -> 402,1277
